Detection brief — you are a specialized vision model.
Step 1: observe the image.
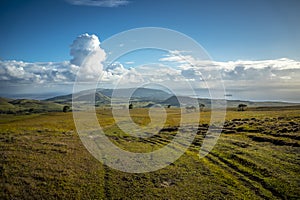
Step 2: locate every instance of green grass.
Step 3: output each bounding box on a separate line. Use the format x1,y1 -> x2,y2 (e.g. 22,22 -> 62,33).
0,108 -> 299,199
0,98 -> 66,114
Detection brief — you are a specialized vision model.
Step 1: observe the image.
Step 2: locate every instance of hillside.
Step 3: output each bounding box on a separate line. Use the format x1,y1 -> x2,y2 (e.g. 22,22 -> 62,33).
97,88 -> 172,101
1,108 -> 299,199
2,87 -> 299,113
46,94 -> 73,103
0,98 -> 65,114
0,97 -> 15,111
47,91 -> 110,107
46,88 -> 172,106
162,95 -> 300,108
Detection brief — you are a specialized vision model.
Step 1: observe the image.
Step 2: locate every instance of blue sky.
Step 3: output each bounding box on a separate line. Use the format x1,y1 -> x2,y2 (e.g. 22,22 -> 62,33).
0,0 -> 300,102
1,0 -> 300,62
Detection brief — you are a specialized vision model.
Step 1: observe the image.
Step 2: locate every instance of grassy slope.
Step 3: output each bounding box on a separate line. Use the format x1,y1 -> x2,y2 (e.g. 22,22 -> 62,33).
0,109 -> 299,199
0,98 -> 65,113
0,98 -> 15,111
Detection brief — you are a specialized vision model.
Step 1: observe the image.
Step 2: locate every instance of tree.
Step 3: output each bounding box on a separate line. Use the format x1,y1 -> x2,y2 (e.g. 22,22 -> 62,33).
63,105 -> 70,112
237,104 -> 247,111
129,103 -> 133,109
199,103 -> 205,111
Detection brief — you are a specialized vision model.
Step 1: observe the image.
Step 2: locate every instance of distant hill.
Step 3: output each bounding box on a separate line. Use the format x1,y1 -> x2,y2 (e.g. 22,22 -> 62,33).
46,94 -> 73,103
46,90 -> 110,106
2,87 -> 299,114
162,96 -> 202,106
0,98 -> 65,114
47,92 -> 110,108
74,92 -> 111,105
97,88 -> 172,101
0,97 -> 15,111
162,95 -> 300,108
37,87 -> 300,109
47,88 -> 172,105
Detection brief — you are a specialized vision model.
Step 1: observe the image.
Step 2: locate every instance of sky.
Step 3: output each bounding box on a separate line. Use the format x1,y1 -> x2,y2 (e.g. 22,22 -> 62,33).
0,0 -> 300,102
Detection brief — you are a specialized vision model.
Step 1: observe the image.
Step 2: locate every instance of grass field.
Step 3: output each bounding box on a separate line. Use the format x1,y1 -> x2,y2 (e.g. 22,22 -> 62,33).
1,108 -> 299,199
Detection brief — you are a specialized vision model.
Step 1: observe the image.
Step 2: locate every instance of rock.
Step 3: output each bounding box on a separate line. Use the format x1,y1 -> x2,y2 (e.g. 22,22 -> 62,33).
280,128 -> 288,133
236,127 -> 244,132
264,118 -> 270,122
202,123 -> 209,128
293,128 -> 299,132
242,118 -> 250,121
160,126 -> 178,132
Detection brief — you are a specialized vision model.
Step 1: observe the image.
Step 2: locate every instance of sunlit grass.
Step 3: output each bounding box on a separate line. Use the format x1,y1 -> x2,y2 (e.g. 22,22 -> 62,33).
1,108 -> 299,199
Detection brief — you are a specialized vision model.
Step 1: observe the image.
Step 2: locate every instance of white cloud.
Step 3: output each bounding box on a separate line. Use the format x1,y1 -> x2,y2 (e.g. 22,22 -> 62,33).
135,65 -> 182,83
1,34 -> 300,102
159,51 -> 300,101
70,33 -> 103,66
66,0 -> 130,7
70,33 -> 106,81
215,58 -> 300,71
0,60 -> 78,85
101,63 -> 129,83
160,51 -> 300,81
101,64 -> 183,88
1,51 -> 299,96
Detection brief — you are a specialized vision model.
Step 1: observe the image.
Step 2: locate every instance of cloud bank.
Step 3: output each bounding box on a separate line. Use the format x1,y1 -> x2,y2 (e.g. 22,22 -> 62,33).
160,51 -> 300,82
159,51 -> 300,101
0,60 -> 79,85
1,33 -> 299,101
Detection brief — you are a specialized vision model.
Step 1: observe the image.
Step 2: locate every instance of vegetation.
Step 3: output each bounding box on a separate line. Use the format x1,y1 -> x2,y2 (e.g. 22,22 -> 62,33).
63,105 -> 71,113
238,104 -> 247,111
129,103 -> 133,109
199,103 -> 205,111
0,107 -> 299,199
0,98 -> 65,114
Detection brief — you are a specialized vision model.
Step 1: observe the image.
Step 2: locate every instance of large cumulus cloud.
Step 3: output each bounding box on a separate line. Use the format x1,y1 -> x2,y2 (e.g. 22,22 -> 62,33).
70,33 -> 103,66
0,33 -> 108,87
70,33 -> 107,81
